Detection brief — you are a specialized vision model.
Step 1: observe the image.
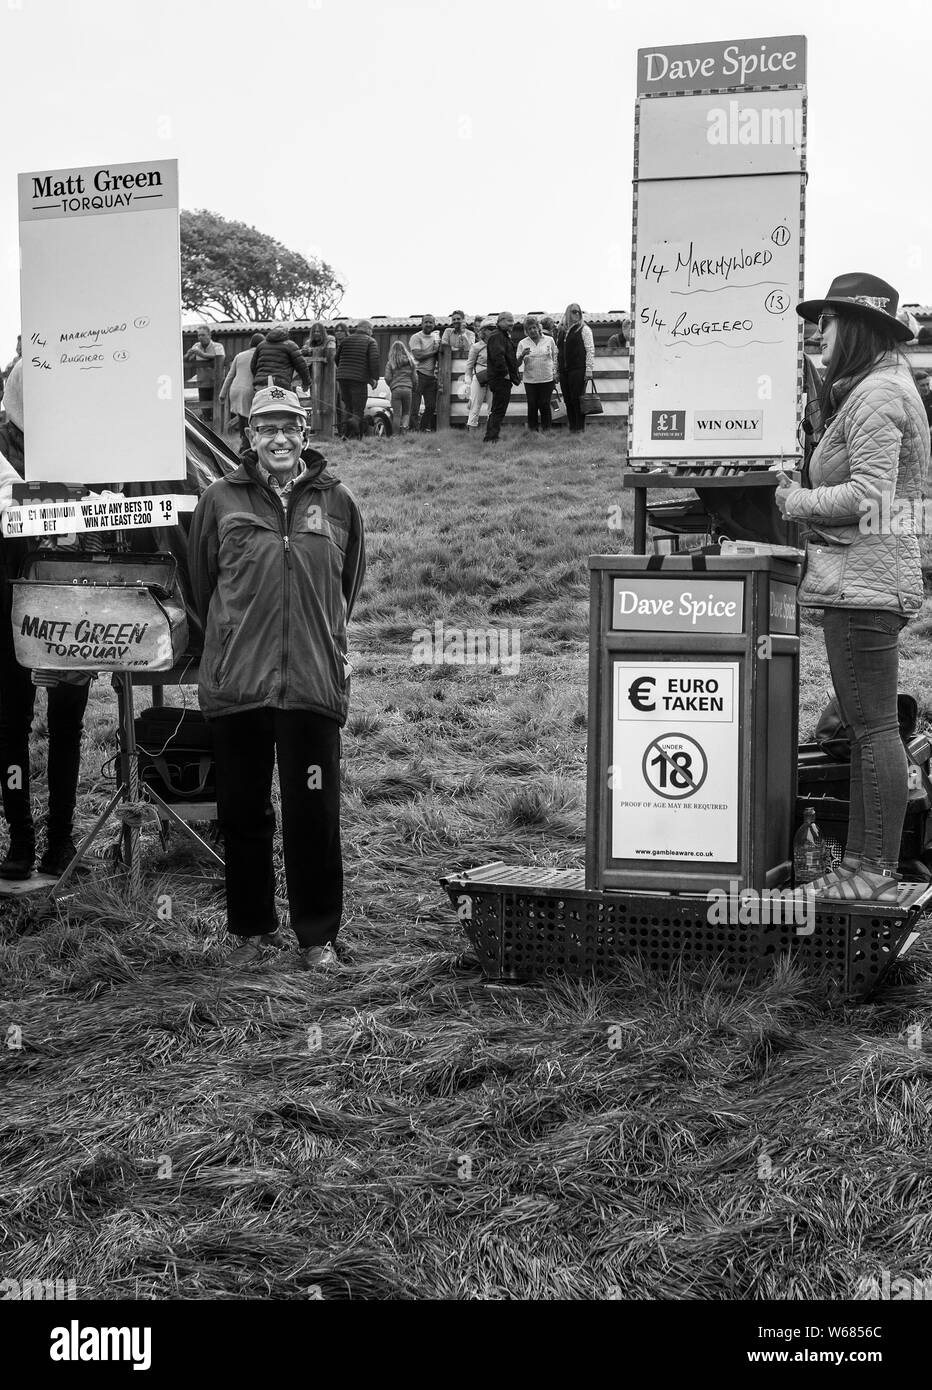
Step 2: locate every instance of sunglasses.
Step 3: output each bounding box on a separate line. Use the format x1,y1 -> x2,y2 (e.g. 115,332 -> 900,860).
817,313 -> 836,334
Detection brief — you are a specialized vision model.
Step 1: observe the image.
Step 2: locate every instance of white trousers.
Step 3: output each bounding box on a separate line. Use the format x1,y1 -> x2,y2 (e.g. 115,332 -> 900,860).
466,377 -> 490,427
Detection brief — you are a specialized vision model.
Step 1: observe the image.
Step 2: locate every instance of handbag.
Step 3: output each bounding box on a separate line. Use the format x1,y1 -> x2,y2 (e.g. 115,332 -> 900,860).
550,389 -> 567,424
579,379 -> 603,416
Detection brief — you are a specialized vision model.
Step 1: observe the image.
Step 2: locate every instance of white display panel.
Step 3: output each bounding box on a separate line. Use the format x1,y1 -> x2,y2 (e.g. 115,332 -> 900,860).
18,159 -> 185,484
630,172 -> 803,460
637,91 -> 804,179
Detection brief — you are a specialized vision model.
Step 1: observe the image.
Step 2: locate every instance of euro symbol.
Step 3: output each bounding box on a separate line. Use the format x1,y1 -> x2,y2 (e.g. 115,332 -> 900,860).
628,676 -> 656,711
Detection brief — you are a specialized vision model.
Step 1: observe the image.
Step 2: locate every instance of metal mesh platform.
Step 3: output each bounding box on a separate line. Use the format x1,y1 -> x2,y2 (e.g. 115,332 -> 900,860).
440,862 -> 932,1001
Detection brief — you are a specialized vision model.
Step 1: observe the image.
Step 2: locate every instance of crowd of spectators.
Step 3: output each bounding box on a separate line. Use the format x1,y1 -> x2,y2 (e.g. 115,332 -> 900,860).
182,306 -> 629,445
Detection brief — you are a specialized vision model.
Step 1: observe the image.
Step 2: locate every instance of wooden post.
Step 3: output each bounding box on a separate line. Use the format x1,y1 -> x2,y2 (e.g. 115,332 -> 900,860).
437,343 -> 452,432
210,350 -> 225,434
318,353 -> 336,439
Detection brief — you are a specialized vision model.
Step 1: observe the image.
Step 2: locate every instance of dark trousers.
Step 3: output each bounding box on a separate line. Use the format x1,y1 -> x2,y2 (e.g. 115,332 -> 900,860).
822,607 -> 908,873
525,381 -> 553,432
338,380 -> 368,439
197,384 -> 215,425
0,621 -> 89,846
411,373 -> 437,432
484,377 -> 513,441
560,369 -> 587,432
211,708 -> 343,947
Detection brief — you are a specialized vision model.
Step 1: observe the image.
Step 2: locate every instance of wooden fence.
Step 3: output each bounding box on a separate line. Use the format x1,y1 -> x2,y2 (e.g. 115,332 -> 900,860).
439,347 -> 627,428
186,344 -> 629,434
184,344 -> 932,438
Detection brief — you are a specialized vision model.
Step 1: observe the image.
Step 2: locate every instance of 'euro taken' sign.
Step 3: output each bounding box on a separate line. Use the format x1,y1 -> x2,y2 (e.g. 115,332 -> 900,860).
612,578 -> 744,633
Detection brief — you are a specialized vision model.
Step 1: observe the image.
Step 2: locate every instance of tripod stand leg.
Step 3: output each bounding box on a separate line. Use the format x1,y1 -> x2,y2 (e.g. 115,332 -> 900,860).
115,673 -> 141,893
144,786 -> 225,867
50,784 -> 126,899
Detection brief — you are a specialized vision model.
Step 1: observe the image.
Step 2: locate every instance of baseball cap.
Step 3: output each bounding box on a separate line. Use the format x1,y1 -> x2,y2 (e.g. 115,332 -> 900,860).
249,380 -> 307,422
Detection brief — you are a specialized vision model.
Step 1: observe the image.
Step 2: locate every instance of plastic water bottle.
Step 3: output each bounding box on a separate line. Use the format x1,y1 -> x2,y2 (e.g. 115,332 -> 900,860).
793,807 -> 826,885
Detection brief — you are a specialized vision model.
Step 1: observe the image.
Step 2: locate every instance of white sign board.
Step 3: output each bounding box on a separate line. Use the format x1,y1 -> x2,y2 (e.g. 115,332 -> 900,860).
18,159 -> 185,484
2,493 -> 196,539
630,41 -> 806,464
611,661 -> 740,861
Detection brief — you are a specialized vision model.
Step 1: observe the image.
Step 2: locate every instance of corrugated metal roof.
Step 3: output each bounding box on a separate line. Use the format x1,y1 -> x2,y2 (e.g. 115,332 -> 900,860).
184,312 -> 632,334
185,306 -> 932,337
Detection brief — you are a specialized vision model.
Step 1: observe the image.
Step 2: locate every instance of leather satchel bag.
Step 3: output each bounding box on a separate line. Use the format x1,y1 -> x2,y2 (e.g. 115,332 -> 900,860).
579,379 -> 603,416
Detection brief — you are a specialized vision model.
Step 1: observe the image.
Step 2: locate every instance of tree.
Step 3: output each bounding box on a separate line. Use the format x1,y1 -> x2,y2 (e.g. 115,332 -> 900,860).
180,210 -> 346,323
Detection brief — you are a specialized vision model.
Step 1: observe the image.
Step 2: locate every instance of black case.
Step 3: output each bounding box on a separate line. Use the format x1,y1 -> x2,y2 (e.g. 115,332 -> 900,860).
134,706 -> 215,803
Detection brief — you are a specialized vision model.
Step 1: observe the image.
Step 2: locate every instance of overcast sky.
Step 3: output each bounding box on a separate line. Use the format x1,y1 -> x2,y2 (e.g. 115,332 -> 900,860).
0,0 -> 929,345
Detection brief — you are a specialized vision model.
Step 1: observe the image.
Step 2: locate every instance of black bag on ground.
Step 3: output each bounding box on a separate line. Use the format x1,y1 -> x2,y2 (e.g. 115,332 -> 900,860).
134,706 -> 215,803
816,692 -> 918,761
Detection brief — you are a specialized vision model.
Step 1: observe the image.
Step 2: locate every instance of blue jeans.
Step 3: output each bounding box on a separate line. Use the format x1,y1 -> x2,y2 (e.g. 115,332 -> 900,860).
822,607 -> 907,873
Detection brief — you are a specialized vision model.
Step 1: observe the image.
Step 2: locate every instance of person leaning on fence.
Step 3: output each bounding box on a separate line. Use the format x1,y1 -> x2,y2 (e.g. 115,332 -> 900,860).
463,319 -> 495,436
517,314 -> 559,433
184,326 -> 226,427
483,312 -> 520,445
408,314 -> 441,432
775,272 -> 931,904
557,303 -> 595,434
188,382 -> 366,969
250,323 -> 310,395
0,362 -> 92,879
301,322 -> 336,434
335,319 -> 380,440
384,339 -> 418,434
220,332 -> 264,449
441,309 -> 475,357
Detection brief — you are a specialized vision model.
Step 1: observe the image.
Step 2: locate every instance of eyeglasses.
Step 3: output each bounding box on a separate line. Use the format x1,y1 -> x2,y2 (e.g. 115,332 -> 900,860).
817,313 -> 836,334
253,422 -> 304,439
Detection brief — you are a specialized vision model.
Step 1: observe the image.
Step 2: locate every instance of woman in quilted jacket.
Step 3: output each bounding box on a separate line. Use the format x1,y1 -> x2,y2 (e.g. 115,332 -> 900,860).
776,274 -> 931,902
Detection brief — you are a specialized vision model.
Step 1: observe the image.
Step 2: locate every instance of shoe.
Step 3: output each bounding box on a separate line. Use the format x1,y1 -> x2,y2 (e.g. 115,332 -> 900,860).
228,931 -> 286,965
0,838 -> 36,881
818,870 -> 904,904
296,941 -> 337,972
38,835 -> 81,877
805,867 -> 855,894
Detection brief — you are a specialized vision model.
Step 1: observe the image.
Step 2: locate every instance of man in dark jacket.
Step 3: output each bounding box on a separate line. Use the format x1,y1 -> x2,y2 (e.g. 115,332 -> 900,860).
250,323 -> 310,394
483,311 -> 520,443
0,363 -> 91,879
188,383 -> 365,970
335,319 -> 380,440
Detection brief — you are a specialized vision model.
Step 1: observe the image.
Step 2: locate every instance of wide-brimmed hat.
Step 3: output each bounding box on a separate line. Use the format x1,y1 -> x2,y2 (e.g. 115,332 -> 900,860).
249,381 -> 307,422
797,272 -> 912,342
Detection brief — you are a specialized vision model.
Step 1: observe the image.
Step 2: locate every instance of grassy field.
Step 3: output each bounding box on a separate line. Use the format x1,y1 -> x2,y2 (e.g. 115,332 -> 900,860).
2,428 -> 932,1301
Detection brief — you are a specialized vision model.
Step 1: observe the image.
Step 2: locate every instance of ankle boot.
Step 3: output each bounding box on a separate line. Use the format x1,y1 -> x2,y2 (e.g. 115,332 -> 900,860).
0,833 -> 36,880
38,834 -> 80,877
